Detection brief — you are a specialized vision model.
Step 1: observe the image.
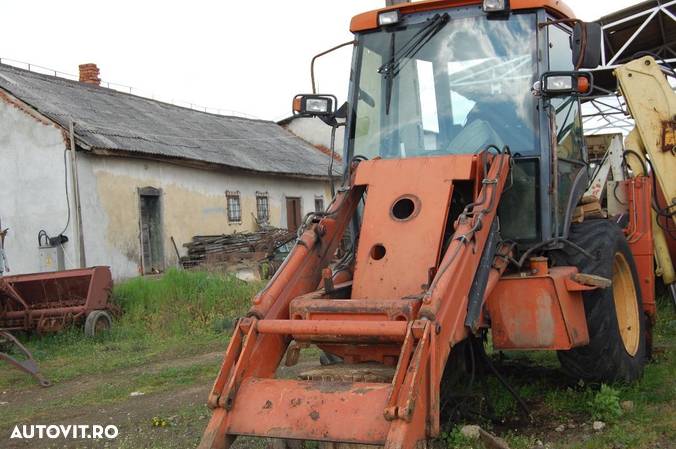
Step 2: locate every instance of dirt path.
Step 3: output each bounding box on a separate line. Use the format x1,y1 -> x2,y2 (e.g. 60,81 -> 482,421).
0,351 -> 226,449
1,351 -> 223,408
0,351 -> 319,449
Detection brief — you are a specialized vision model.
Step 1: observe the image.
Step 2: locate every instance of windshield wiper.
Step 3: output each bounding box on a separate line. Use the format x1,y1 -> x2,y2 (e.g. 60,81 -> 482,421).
378,13 -> 450,114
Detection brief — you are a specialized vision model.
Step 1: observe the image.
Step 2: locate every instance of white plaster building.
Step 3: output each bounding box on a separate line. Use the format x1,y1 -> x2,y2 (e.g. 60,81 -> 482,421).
0,63 -> 337,279
279,116 -> 345,160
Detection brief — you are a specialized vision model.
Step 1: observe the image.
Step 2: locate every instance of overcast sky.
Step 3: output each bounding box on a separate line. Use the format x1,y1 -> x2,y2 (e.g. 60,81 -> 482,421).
1,0 -> 643,121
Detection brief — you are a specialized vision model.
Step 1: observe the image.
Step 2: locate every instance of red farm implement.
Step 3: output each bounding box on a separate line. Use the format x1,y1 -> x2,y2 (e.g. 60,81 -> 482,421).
0,266 -> 113,386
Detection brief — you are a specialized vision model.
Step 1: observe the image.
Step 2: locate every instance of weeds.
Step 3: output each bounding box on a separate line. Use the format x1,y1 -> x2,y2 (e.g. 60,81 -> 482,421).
436,427 -> 473,448
113,268 -> 261,338
588,384 -> 622,422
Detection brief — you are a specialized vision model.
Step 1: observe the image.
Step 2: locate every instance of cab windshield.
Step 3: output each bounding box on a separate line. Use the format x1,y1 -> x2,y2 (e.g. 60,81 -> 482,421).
350,12 -> 539,159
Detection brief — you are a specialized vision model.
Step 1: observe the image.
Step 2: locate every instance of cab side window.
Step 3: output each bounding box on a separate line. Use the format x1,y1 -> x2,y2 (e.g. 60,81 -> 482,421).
548,24 -> 586,236
548,25 -> 584,162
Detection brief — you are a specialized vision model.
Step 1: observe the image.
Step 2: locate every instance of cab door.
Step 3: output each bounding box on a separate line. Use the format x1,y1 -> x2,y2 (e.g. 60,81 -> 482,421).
548,23 -> 588,237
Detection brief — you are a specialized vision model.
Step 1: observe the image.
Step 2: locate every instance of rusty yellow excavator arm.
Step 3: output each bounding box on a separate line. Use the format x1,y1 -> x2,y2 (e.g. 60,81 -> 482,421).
615,56 -> 676,298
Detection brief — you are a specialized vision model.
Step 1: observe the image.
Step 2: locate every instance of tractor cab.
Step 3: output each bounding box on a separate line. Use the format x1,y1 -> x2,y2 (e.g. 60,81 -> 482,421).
297,0 -> 600,245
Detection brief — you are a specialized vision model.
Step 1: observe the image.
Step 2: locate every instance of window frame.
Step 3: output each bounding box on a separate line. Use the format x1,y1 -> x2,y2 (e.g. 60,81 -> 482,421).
348,9 -> 541,161
226,191 -> 242,223
547,22 -> 586,163
314,196 -> 325,213
545,19 -> 589,238
256,191 -> 270,222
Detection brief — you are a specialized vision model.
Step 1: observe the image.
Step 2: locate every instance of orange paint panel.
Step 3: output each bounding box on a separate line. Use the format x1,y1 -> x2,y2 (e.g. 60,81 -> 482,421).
256,319 -> 408,339
227,378 -> 392,445
486,267 -> 589,350
623,177 -> 656,319
352,156 -> 474,300
350,0 -> 575,33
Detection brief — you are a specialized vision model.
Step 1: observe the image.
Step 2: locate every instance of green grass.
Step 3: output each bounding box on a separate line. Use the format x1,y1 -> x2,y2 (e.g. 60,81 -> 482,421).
62,363 -> 218,407
1,271 -> 673,449
2,359 -> 221,426
114,268 -> 259,336
435,297 -> 675,449
0,269 -> 263,388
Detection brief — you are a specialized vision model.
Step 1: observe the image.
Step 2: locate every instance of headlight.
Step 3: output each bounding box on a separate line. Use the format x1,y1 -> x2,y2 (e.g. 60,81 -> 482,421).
483,0 -> 510,13
292,94 -> 336,117
545,75 -> 574,92
305,98 -> 330,114
378,10 -> 401,27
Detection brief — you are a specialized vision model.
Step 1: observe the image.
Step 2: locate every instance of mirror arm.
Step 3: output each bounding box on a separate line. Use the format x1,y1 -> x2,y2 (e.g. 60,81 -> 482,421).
537,18 -> 586,68
311,40 -> 356,94
537,18 -> 581,29
327,121 -> 347,197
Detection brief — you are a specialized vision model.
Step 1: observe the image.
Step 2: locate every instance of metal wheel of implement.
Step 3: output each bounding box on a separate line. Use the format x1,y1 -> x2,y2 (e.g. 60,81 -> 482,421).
84,310 -> 112,337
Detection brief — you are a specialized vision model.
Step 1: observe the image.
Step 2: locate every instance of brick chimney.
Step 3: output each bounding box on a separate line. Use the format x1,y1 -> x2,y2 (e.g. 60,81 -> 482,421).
78,63 -> 101,86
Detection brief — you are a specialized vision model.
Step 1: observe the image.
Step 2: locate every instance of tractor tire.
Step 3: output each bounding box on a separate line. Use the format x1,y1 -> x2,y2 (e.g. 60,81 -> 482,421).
553,219 -> 647,383
84,310 -> 112,338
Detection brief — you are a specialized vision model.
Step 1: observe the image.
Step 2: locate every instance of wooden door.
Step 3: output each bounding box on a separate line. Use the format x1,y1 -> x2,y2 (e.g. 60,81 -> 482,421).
286,197 -> 302,231
139,189 -> 164,274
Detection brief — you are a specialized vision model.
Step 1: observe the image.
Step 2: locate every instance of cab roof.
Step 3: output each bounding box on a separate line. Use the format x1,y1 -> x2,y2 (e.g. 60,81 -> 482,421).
351,0 -> 575,33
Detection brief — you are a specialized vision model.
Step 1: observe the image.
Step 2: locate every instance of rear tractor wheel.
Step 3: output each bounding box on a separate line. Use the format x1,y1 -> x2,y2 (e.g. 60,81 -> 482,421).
553,219 -> 647,382
84,310 -> 112,337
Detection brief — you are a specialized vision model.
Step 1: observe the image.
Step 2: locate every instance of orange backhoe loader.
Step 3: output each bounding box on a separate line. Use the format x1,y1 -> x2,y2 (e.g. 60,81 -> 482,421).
199,1 -> 672,448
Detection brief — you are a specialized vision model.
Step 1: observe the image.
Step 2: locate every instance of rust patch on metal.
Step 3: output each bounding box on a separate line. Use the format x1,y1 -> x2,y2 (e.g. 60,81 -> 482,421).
662,120 -> 675,153
304,380 -> 355,393
309,410 -> 320,421
352,387 -> 376,395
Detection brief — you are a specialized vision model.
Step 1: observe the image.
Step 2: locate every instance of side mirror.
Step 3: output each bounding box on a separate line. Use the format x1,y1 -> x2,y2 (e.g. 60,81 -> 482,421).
292,94 -> 337,117
540,71 -> 593,97
572,22 -> 601,69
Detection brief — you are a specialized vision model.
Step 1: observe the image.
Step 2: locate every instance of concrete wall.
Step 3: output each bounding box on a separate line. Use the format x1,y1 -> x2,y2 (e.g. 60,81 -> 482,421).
0,94 -> 78,275
77,154 -> 332,279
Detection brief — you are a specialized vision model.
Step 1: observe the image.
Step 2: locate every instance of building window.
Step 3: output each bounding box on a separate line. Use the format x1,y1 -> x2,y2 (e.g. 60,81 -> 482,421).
226,191 -> 241,223
314,196 -> 325,212
256,192 -> 269,221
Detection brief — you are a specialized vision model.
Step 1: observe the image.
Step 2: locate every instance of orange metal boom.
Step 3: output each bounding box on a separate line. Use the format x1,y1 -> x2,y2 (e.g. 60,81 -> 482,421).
199,153 -> 511,449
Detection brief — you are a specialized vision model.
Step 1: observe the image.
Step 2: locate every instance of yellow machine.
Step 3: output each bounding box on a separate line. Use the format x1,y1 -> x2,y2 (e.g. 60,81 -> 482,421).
616,56 -> 676,300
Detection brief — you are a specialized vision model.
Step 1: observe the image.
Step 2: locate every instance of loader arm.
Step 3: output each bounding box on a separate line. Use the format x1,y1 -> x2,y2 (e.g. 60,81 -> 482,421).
199,153 -> 511,449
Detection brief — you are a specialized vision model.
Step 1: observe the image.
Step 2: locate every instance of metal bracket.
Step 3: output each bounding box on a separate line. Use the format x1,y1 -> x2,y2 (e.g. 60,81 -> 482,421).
0,331 -> 51,387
